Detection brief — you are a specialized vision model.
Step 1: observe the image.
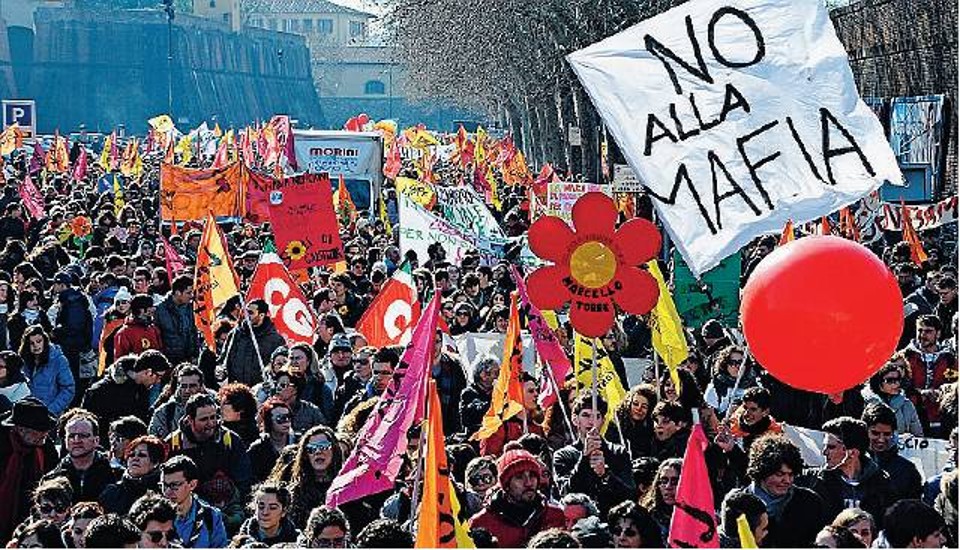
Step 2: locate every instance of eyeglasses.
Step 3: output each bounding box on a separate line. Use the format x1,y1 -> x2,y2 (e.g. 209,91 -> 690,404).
882,377 -> 902,385
38,502 -> 68,515
145,529 -> 178,544
469,473 -> 495,486
66,432 -> 94,440
612,526 -> 639,537
162,479 -> 187,491
314,536 -> 348,548
307,441 -> 333,454
272,414 -> 292,424
658,476 -> 680,487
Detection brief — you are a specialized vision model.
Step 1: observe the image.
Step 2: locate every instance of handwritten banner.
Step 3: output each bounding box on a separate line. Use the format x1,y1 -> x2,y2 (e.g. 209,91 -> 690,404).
880,196 -> 958,231
160,162 -> 247,221
269,173 -> 344,270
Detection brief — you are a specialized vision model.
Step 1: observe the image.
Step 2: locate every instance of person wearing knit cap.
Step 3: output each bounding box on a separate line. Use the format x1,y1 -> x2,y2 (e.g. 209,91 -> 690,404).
468,449 -> 565,548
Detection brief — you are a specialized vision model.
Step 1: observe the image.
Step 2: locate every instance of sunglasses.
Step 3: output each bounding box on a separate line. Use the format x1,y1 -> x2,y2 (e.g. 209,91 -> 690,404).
470,473 -> 495,486
612,526 -> 639,537
145,529 -> 178,544
276,382 -> 292,390
38,502 -> 68,515
315,536 -> 348,548
272,414 -> 292,424
307,441 -> 334,454
883,377 -> 902,384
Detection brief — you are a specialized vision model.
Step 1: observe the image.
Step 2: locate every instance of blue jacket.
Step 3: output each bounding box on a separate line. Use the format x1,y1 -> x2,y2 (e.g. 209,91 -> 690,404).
174,497 -> 229,548
23,344 -> 76,416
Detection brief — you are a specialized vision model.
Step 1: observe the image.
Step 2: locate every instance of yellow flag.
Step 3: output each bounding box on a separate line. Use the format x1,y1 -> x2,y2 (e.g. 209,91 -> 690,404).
379,195 -> 393,239
474,293 -> 524,441
737,514 -> 758,548
573,333 -> 626,433
779,220 -> 795,246
148,114 -> 176,134
647,261 -> 686,394
193,212 -> 240,350
113,175 -> 125,216
99,133 -> 113,170
485,165 -> 501,211
395,176 -> 436,209
0,124 -> 23,155
474,126 -> 487,166
212,122 -> 223,137
175,135 -> 193,165
416,381 -> 476,548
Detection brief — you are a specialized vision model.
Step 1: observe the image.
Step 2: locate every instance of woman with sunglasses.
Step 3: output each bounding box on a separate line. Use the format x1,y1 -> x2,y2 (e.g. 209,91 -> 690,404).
30,476 -> 73,528
464,456 -> 498,510
248,398 -> 298,482
273,369 -> 327,434
640,458 -> 682,543
269,425 -> 343,527
608,500 -> 664,548
99,435 -> 167,514
863,357 -> 924,436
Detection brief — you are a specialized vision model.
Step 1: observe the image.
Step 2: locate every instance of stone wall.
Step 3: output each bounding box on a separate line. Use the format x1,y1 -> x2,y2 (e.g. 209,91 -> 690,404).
22,7 -> 324,133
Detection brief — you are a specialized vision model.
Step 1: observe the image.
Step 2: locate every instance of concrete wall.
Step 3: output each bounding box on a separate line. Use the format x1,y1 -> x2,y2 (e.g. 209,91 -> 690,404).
19,7 -> 324,133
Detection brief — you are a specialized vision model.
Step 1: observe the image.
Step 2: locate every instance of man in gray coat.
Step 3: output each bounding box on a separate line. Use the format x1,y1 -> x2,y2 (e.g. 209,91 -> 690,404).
222,299 -> 285,386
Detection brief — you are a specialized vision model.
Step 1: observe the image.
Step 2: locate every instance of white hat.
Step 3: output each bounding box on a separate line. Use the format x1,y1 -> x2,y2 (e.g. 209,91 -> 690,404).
114,286 -> 133,304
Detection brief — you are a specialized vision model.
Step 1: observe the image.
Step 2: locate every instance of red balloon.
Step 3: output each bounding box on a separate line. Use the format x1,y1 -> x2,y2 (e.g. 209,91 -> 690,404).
741,236 -> 903,394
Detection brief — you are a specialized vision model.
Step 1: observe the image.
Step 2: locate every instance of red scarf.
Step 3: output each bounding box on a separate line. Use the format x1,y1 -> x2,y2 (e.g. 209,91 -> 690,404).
0,430 -> 45,539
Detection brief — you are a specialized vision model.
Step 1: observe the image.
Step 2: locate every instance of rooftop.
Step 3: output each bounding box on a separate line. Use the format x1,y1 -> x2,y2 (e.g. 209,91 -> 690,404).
243,0 -> 374,18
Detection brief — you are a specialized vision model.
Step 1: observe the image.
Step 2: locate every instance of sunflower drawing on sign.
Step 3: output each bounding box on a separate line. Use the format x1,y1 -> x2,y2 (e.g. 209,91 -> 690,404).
525,192 -> 661,337
285,240 -> 308,262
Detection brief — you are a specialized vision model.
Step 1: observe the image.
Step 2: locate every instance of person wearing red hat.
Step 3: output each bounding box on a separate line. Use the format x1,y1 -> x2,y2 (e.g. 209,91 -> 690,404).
468,449 -> 565,548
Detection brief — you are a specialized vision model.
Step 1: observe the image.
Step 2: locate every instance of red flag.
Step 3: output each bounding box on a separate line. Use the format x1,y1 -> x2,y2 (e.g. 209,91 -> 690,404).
18,174 -> 45,220
356,266 -> 420,347
901,201 -> 928,265
161,236 -> 186,283
668,423 -> 718,548
838,207 -> 860,242
245,250 -> 318,344
778,219 -> 795,246
819,216 -> 832,236
327,293 -> 442,507
28,141 -> 45,175
269,115 -> 298,171
270,173 -> 344,270
383,141 -> 402,179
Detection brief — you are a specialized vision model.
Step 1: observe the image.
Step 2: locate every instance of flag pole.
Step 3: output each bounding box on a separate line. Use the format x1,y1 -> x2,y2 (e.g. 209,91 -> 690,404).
590,336 -> 598,417
653,349 -> 662,400
408,324 -> 439,533
545,361 -> 578,445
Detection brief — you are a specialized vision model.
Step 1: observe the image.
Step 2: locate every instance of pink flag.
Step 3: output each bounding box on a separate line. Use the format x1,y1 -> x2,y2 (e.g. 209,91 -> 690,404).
668,423 -> 718,548
270,115 -> 298,170
18,174 -> 45,220
161,236 -> 186,282
72,147 -> 88,182
513,265 -> 571,409
325,292 -> 442,508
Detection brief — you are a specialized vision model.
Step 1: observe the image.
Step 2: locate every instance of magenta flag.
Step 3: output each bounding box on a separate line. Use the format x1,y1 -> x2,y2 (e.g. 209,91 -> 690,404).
513,266 -> 572,409
161,236 -> 186,283
72,147 -> 88,182
270,115 -> 298,170
325,292 -> 441,508
668,423 -> 719,548
28,142 -> 45,175
18,175 -> 45,220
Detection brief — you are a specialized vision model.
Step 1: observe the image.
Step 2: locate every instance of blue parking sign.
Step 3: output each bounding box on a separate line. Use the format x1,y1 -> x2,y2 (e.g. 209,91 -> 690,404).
2,100 -> 36,136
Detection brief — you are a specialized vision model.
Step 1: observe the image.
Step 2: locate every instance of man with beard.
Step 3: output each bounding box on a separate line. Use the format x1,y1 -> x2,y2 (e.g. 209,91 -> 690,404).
469,449 -> 565,547
42,411 -> 119,502
903,315 -> 957,437
222,299 -> 285,387
114,294 -> 164,358
165,393 -> 252,515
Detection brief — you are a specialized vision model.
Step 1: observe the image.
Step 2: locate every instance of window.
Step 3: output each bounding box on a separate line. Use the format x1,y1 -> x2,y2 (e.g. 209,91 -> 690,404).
318,19 -> 333,33
349,21 -> 365,37
268,19 -> 277,30
303,19 -> 313,32
290,19 -> 301,32
209,0 -> 216,8
364,80 -> 386,95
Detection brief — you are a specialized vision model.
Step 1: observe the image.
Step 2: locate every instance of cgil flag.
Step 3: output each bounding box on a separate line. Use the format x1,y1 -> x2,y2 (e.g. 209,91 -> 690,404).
161,236 -> 186,282
415,381 -> 476,548
573,332 -> 626,433
326,293 -> 442,508
245,247 -> 318,345
668,423 -> 718,548
474,293 -> 525,442
18,174 -> 45,220
356,262 -> 420,347
647,260 -> 687,394
193,212 -> 240,350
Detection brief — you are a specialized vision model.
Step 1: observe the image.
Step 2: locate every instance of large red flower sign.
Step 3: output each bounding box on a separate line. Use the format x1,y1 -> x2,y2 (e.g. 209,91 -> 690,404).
526,192 -> 661,337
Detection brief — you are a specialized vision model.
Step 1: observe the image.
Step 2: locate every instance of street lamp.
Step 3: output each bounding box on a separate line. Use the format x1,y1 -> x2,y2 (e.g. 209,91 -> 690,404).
162,0 -> 175,116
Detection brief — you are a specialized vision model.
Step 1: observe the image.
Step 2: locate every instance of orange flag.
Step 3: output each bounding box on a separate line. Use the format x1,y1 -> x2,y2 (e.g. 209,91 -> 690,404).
901,201 -> 928,265
333,175 -> 358,228
474,293 -> 524,441
193,212 -> 240,350
838,207 -> 860,242
778,219 -> 795,246
415,381 -> 475,548
818,216 -> 832,236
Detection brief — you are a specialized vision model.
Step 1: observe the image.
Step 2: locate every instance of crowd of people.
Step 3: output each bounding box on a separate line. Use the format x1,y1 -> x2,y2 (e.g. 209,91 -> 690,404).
0,129 -> 956,550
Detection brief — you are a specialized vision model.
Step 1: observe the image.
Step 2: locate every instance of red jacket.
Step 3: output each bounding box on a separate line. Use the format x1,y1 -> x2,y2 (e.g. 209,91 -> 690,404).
479,416 -> 544,457
903,345 -> 957,428
469,491 -> 565,548
113,319 -> 164,359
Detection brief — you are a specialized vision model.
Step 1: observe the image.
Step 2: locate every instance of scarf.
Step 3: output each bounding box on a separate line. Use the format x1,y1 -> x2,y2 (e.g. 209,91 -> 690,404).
0,431 -> 44,538
748,481 -> 794,522
22,308 -> 40,325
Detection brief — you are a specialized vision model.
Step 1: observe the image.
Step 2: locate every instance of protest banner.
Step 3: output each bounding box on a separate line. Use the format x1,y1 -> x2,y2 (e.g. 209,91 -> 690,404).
244,170 -> 281,224
568,0 -> 901,276
398,193 -> 488,264
782,424 -> 950,480
160,162 -> 247,221
671,249 -> 741,329
434,185 -> 507,241
268,173 -> 344,270
395,176 -> 437,209
880,195 -> 958,231
544,181 -> 607,222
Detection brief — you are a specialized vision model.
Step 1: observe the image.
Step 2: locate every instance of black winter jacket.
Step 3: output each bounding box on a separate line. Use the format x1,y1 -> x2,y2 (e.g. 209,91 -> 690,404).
42,451 -> 120,503
54,287 -> 93,354
553,439 -> 635,515
155,295 -> 199,365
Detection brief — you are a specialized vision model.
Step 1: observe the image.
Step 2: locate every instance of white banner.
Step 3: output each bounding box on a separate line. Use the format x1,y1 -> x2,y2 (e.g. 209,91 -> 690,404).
568,0 -> 901,276
453,332 -> 537,383
782,424 -> 950,480
397,193 -> 486,265
545,182 -> 609,222
293,131 -> 382,181
880,196 -> 958,231
433,186 -> 507,241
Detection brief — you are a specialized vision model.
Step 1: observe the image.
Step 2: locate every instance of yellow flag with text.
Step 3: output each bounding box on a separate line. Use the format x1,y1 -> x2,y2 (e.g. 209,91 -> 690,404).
474,294 -> 524,441
647,260 -> 686,393
193,212 -> 240,350
573,333 -> 626,433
